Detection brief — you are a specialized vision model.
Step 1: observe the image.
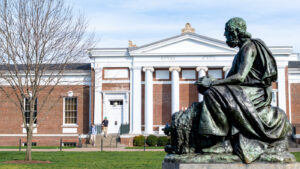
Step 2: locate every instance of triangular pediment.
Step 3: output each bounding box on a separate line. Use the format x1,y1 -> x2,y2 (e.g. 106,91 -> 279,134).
130,33 -> 237,56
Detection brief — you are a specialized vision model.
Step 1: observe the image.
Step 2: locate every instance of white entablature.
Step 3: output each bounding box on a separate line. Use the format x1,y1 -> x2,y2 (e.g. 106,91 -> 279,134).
129,33 -> 237,56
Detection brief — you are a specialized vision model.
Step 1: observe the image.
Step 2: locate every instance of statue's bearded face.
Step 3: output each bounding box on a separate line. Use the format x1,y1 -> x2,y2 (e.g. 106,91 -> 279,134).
224,26 -> 240,48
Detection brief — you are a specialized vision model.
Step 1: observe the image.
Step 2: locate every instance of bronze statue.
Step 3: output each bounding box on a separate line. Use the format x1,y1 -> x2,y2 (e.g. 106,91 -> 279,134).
164,17 -> 295,164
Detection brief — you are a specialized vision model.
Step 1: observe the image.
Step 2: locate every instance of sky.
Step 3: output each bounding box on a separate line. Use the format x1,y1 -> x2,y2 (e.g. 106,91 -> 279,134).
68,0 -> 300,53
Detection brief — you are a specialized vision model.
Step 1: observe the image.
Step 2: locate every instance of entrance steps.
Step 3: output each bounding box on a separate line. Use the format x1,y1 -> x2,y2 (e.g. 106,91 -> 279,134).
84,134 -> 126,148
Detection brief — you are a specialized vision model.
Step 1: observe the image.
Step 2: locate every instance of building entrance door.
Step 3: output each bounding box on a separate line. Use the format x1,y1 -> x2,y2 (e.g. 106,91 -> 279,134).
107,100 -> 123,133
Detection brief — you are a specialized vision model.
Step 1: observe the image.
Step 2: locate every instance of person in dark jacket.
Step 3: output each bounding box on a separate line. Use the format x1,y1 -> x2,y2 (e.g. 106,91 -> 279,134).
102,117 -> 109,137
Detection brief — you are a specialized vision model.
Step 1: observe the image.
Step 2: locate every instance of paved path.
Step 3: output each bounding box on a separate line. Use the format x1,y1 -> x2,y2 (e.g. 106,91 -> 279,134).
1,147 -> 299,152
0,147 -> 164,152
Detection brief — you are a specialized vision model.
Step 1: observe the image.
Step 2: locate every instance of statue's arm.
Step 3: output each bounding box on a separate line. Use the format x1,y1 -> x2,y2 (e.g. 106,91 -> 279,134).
212,43 -> 256,86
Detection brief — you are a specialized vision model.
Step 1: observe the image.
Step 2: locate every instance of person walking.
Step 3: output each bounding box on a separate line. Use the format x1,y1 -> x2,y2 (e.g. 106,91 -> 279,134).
90,124 -> 97,147
102,117 -> 109,138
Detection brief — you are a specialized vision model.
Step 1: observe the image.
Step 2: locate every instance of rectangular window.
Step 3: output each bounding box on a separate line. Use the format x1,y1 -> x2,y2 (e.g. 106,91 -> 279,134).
64,97 -> 77,124
110,100 -> 123,106
207,69 -> 223,79
155,70 -> 169,80
24,98 -> 37,124
23,142 -> 37,146
182,70 -> 196,79
63,142 -> 76,147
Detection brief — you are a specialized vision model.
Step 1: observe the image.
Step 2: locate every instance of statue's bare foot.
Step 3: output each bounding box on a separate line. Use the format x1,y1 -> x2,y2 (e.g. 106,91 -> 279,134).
202,140 -> 233,154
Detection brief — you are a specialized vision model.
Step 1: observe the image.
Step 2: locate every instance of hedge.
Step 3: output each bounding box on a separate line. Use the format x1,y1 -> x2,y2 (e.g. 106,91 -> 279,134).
146,135 -> 158,146
133,135 -> 145,146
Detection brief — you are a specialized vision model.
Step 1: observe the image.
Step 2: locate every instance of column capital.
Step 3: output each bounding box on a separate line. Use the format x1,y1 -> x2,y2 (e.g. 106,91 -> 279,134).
142,66 -> 154,72
169,66 -> 181,72
196,66 -> 208,72
223,66 -> 231,71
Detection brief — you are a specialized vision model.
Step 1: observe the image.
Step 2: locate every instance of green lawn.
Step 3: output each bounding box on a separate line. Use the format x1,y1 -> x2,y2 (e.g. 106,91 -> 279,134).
0,151 -> 166,169
0,152 -> 299,169
294,152 -> 300,161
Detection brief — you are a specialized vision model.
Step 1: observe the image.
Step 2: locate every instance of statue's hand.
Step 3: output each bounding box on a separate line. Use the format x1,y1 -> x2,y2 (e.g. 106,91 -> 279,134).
198,76 -> 213,87
195,76 -> 213,94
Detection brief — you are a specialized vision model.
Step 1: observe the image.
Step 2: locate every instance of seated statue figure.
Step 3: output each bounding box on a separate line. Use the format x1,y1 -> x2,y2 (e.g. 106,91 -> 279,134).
164,17 -> 293,164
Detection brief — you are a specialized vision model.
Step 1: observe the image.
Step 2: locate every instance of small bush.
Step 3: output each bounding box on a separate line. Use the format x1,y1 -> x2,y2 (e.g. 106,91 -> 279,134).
146,135 -> 158,146
157,136 -> 170,146
133,135 -> 145,146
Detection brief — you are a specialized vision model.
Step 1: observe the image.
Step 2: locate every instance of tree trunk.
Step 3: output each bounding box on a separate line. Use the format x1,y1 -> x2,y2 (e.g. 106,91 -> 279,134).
25,126 -> 32,161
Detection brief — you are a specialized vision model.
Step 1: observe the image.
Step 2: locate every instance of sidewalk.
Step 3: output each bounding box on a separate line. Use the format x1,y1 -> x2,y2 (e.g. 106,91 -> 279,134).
1,147 -> 299,152
0,147 -> 164,152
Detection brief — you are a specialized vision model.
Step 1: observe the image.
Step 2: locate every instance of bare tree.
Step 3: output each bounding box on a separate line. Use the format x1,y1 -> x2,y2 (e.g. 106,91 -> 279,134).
0,0 -> 93,160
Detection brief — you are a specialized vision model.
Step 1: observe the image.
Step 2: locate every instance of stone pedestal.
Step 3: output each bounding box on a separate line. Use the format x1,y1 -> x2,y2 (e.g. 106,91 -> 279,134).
162,152 -> 298,169
162,162 -> 300,169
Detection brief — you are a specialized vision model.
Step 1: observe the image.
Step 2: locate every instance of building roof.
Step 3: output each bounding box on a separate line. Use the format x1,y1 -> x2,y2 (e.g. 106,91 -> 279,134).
288,61 -> 300,68
0,63 -> 91,71
128,32 -> 227,52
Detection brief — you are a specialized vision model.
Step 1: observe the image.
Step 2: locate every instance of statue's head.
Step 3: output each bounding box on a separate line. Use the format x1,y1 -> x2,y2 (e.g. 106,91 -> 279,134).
224,17 -> 251,48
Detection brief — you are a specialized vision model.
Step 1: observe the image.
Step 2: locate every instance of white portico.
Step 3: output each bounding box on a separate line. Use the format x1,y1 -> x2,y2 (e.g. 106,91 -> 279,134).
88,23 -> 298,135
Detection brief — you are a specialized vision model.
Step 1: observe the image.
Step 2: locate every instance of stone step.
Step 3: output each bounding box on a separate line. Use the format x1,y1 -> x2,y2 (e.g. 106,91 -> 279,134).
92,134 -> 120,147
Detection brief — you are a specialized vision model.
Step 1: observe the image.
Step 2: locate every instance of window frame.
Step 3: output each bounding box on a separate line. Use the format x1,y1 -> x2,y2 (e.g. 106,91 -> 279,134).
207,68 -> 224,79
24,98 -> 38,125
63,97 -> 78,126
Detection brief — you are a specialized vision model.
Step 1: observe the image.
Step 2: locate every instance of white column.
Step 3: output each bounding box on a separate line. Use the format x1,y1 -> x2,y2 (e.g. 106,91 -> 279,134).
196,67 -> 208,102
278,67 -> 287,113
223,66 -> 231,78
94,68 -> 103,125
123,92 -> 129,124
143,67 -> 154,134
130,66 -> 142,134
169,67 -> 181,114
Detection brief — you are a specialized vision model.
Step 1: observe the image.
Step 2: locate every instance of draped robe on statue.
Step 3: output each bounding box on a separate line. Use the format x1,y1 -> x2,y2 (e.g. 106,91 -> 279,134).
198,39 -> 292,163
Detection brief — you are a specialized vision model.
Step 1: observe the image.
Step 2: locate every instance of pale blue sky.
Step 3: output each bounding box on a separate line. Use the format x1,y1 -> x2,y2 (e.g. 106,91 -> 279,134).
68,0 -> 300,53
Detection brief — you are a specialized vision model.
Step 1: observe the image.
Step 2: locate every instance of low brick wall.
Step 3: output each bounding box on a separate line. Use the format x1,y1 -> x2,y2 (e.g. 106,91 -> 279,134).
120,137 -> 134,147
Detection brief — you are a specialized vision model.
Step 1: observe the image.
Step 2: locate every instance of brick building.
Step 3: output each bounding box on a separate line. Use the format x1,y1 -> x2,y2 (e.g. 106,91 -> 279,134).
1,24 -> 300,146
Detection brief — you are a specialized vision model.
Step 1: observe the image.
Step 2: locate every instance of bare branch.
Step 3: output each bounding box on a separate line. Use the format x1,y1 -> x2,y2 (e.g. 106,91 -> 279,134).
0,0 -> 94,161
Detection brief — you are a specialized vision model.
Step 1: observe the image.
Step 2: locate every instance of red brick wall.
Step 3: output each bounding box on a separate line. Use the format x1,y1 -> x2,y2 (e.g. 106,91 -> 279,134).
120,137 -> 134,147
91,69 -> 95,125
153,84 -> 171,125
291,83 -> 300,127
179,84 -> 198,110
0,85 -> 90,146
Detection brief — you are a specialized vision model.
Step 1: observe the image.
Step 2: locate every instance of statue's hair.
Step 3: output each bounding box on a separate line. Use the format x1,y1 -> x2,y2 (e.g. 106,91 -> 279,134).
226,17 -> 252,39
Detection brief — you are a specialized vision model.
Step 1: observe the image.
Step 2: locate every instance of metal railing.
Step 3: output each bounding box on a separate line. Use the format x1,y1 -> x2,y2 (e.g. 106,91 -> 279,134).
95,124 -> 102,134
120,123 -> 129,135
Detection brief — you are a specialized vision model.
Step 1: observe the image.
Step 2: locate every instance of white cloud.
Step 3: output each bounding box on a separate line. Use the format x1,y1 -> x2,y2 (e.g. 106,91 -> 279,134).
69,0 -> 300,52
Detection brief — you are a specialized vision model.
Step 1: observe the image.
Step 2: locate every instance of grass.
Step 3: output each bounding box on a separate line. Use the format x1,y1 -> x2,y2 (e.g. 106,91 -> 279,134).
0,151 -> 299,169
0,146 -> 74,149
125,146 -> 164,149
0,151 -> 166,169
294,152 -> 300,161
